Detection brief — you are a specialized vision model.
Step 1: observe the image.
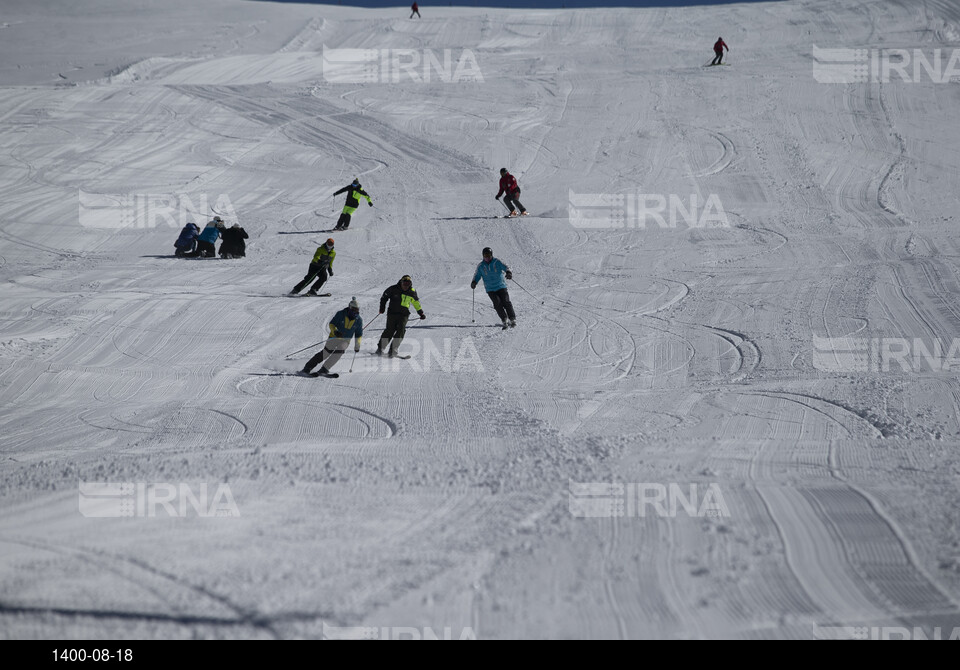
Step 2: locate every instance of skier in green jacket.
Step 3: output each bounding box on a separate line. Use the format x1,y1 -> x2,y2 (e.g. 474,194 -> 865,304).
333,178 -> 372,231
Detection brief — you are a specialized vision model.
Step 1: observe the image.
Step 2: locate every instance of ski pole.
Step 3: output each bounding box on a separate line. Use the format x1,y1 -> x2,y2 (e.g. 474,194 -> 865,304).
471,287 -> 476,322
499,199 -> 512,215
285,340 -> 325,358
349,348 -> 359,373
510,277 -> 545,305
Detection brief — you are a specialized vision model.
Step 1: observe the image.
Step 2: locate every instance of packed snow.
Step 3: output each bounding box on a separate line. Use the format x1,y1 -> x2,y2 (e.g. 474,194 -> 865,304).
2,0 -> 960,640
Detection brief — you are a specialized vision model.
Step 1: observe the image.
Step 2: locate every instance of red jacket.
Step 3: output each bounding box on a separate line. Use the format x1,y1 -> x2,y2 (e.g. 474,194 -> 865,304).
497,173 -> 519,198
714,39 -> 728,53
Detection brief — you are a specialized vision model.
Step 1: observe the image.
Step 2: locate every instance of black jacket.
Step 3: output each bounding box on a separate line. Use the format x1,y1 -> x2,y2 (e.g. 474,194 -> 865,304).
333,184 -> 371,209
380,281 -> 423,315
219,227 -> 248,257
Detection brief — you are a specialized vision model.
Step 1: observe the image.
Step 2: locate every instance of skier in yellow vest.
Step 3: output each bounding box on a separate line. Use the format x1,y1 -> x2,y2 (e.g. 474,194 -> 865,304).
290,238 -> 336,296
333,178 -> 372,231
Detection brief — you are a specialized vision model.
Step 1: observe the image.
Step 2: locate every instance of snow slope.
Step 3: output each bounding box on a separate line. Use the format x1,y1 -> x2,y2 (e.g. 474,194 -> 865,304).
2,0 -> 960,639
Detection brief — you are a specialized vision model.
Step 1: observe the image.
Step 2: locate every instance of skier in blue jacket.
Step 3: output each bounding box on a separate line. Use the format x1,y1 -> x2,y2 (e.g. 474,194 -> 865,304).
471,247 -> 516,329
301,297 -> 364,378
188,217 -> 225,257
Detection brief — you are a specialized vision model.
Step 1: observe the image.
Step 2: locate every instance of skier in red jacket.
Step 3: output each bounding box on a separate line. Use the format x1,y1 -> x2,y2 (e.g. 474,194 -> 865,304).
495,168 -> 528,217
410,2 -> 420,19
711,37 -> 729,65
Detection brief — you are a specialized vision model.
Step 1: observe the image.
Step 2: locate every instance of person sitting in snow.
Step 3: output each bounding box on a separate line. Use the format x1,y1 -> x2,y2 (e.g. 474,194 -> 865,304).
219,223 -> 249,258
188,216 -> 225,257
173,222 -> 200,257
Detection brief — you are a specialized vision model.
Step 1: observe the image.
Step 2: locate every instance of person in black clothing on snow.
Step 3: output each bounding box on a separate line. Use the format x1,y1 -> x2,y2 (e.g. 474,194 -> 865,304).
219,223 -> 249,258
332,178 -> 373,231
376,275 -> 425,357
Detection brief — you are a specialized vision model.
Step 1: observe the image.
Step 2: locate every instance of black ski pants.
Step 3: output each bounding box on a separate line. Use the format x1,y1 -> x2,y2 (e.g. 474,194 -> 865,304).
292,262 -> 329,294
187,240 -> 216,258
335,212 -> 352,230
503,190 -> 526,214
487,289 -> 516,320
378,312 -> 409,354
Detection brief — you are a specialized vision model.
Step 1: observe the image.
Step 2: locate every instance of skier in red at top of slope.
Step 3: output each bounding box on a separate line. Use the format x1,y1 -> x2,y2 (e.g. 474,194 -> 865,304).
495,168 -> 528,217
711,37 -> 729,65
411,3 -> 420,19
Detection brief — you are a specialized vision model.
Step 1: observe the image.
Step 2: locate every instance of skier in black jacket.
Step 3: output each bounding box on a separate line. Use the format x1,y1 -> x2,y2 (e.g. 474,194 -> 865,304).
376,275 -> 425,357
333,178 -> 373,230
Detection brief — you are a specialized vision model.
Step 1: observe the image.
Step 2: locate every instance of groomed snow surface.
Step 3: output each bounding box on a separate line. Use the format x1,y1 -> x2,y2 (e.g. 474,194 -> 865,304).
2,0 -> 960,640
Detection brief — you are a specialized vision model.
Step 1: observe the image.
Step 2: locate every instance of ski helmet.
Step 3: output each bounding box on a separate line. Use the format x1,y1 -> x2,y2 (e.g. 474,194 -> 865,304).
326,238 -> 334,247
499,168 -> 507,176
482,247 -> 493,257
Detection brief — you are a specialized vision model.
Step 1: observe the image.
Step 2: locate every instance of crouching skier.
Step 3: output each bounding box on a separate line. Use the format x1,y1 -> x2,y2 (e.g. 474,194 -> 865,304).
301,297 -> 363,379
174,222 -> 200,257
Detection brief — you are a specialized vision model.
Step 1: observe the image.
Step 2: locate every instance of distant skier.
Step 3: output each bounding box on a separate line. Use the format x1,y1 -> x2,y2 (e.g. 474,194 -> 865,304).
290,238 -> 335,296
471,247 -> 516,329
188,216 -> 225,257
711,37 -> 729,65
333,178 -> 373,231
219,223 -> 249,258
495,168 -> 528,217
173,222 -> 200,257
376,274 -> 425,357
301,297 -> 363,378
410,2 -> 420,18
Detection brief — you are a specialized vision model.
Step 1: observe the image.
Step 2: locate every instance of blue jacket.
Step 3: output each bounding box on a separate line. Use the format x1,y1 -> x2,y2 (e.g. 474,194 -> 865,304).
197,223 -> 221,244
174,223 -> 200,249
473,257 -> 510,292
328,308 -> 363,343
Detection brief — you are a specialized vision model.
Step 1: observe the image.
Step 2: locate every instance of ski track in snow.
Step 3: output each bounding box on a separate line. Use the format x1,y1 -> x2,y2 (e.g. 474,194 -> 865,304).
2,0 -> 960,640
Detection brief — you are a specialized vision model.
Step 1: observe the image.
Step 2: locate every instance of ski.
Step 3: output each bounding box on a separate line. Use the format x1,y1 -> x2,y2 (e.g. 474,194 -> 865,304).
288,292 -> 332,297
298,369 -> 339,378
371,352 -> 410,359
